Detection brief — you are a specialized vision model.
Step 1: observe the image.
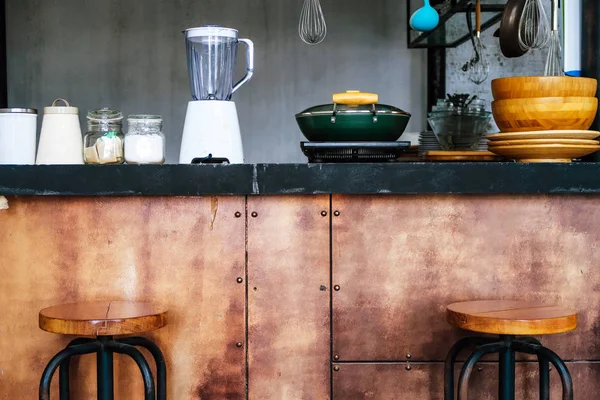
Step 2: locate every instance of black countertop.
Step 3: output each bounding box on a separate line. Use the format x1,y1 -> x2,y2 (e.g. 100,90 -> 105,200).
1,163 -> 600,196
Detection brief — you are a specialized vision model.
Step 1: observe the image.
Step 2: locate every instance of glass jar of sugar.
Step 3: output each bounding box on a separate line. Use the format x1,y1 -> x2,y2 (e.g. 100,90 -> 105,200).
124,115 -> 166,164
84,108 -> 124,164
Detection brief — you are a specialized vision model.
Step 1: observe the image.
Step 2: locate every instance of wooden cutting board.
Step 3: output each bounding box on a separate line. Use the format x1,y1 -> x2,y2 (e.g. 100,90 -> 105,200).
425,151 -> 501,162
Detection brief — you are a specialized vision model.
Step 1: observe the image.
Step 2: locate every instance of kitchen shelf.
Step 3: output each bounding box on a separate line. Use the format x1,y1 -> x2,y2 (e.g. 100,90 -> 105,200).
408,0 -> 507,48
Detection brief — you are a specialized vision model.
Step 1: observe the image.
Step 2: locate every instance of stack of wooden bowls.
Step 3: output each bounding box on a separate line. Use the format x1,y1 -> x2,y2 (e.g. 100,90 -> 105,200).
488,76 -> 600,162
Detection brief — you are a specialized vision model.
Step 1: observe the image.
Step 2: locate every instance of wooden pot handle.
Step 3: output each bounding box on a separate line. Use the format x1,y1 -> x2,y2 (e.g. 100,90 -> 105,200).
333,91 -> 379,105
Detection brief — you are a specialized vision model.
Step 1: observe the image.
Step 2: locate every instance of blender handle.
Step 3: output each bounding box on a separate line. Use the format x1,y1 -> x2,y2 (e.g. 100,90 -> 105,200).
232,38 -> 255,95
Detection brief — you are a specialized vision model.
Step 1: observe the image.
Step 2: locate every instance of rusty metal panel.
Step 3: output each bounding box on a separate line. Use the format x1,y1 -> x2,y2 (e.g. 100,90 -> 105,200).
333,362 -> 600,399
332,195 -> 600,361
0,196 -> 246,399
248,196 -> 331,399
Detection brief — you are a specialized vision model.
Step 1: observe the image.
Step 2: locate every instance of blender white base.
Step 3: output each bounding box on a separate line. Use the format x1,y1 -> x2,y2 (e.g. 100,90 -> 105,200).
179,101 -> 244,164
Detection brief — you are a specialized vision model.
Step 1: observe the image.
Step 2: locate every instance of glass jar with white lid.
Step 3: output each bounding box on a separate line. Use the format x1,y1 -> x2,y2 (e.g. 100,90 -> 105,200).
124,115 -> 166,164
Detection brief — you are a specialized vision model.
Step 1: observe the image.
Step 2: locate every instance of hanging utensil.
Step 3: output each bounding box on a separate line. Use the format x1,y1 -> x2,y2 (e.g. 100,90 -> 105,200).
469,0 -> 490,85
410,0 -> 440,32
462,4 -> 478,72
299,0 -> 327,45
518,0 -> 551,50
544,0 -> 563,76
500,0 -> 529,58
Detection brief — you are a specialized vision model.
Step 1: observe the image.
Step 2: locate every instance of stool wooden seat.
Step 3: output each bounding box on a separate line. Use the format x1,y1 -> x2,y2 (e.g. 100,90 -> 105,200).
447,300 -> 577,336
39,301 -> 168,336
39,301 -> 168,400
445,300 -> 577,400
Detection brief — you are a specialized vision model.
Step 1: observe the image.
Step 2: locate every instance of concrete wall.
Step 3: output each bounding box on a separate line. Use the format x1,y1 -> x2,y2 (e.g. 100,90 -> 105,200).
6,0 -> 427,163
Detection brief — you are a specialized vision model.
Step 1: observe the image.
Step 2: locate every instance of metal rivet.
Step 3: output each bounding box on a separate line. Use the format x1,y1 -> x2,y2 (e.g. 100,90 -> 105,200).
251,212 -> 258,218
234,212 -> 242,218
333,365 -> 340,372
405,364 -> 412,371
406,354 -> 412,360
236,277 -> 243,284
334,285 -> 341,291
477,366 -> 483,372
334,210 -> 341,217
333,354 -> 340,361
236,342 -> 243,348
321,211 -> 328,217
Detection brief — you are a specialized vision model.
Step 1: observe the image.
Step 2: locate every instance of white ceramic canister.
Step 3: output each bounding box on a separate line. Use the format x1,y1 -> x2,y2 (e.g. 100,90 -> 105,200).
36,99 -> 84,165
0,108 -> 38,164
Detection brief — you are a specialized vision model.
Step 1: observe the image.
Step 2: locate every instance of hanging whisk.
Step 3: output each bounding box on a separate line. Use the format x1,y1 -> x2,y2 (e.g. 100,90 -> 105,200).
518,0 -> 551,50
544,0 -> 563,76
469,0 -> 490,85
299,0 -> 327,45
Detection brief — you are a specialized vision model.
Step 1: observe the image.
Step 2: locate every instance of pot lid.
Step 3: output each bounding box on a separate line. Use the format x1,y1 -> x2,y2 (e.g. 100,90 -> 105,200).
296,91 -> 411,117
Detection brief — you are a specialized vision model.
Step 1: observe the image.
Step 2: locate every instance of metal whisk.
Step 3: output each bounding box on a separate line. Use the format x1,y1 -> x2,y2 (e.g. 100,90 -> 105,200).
469,0 -> 489,85
544,0 -> 563,76
518,0 -> 550,50
299,0 -> 327,45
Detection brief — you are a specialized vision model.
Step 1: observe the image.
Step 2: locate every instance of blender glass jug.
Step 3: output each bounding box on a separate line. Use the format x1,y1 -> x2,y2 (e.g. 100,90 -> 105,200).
185,26 -> 254,101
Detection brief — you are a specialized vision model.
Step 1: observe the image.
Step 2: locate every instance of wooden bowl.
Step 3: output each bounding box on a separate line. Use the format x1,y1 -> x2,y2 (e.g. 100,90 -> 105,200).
491,97 -> 598,133
491,76 -> 597,100
488,144 -> 600,162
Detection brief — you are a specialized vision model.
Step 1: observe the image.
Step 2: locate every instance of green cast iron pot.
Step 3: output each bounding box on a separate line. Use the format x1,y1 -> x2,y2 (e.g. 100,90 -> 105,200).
295,103 -> 412,142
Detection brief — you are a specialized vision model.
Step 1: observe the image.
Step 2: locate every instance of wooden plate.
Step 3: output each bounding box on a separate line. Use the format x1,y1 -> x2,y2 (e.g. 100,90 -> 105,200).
489,144 -> 600,163
425,151 -> 500,162
488,139 -> 600,147
487,130 -> 600,141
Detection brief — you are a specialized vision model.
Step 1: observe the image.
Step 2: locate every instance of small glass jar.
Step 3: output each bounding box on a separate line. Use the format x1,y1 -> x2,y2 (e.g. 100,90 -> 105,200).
124,115 -> 166,165
84,108 -> 124,164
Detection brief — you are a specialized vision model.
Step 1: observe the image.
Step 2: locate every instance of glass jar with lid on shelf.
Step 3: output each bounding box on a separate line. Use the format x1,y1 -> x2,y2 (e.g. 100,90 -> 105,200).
84,108 -> 124,164
124,115 -> 166,164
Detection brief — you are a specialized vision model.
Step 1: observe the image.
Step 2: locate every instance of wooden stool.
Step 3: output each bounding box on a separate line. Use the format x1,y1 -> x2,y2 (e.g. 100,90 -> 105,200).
444,300 -> 577,400
38,301 -> 168,400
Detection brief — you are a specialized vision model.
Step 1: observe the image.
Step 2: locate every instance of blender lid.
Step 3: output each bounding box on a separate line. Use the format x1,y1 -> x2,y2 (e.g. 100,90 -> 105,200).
185,26 -> 238,39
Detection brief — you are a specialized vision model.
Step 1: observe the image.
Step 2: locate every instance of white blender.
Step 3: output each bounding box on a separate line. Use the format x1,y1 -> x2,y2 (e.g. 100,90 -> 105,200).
179,26 -> 254,164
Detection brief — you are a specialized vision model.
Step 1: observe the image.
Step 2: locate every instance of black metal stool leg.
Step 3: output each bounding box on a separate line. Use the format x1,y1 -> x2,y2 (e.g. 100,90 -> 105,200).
512,341 -> 574,400
97,337 -> 115,400
105,341 -> 156,400
517,337 -> 549,400
118,337 -> 167,400
444,337 -> 497,400
538,354 -> 551,400
59,338 -> 95,400
499,335 -> 516,400
457,342 -> 504,400
40,342 -> 101,400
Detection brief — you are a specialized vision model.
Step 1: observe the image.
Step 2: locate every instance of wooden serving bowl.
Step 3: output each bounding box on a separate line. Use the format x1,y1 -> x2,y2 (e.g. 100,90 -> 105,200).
491,97 -> 598,133
492,76 -> 597,100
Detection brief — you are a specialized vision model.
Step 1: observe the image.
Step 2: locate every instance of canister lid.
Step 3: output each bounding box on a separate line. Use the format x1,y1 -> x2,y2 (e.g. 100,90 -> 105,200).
185,26 -> 238,39
0,108 -> 37,114
87,108 -> 123,122
128,114 -> 163,122
44,99 -> 78,115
